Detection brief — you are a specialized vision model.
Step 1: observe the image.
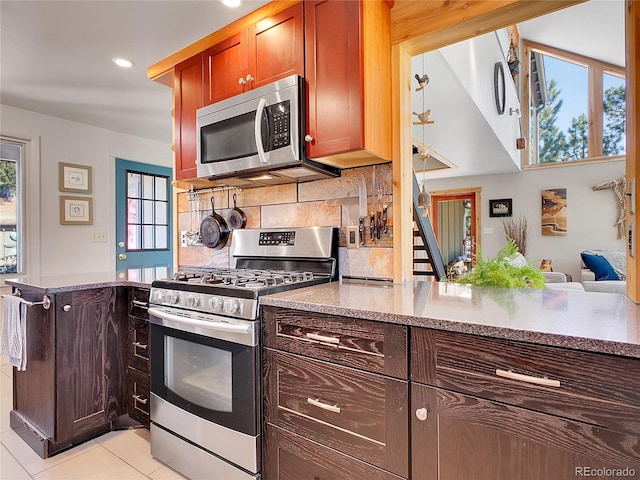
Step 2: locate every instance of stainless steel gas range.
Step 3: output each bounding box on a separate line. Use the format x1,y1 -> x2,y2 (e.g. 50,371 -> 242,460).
148,226 -> 338,480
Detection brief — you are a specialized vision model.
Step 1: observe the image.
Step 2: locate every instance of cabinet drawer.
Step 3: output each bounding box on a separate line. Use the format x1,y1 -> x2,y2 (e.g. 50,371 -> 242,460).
129,288 -> 150,319
411,328 -> 640,436
127,316 -> 149,373
127,367 -> 150,428
264,424 -> 405,480
265,349 -> 408,477
263,306 -> 407,378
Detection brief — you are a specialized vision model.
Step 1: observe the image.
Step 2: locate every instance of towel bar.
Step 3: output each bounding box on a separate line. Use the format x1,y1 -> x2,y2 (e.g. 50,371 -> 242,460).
1,289 -> 51,310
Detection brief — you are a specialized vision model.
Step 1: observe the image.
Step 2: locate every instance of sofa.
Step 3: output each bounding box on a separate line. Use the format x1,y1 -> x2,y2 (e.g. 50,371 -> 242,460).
580,249 -> 626,294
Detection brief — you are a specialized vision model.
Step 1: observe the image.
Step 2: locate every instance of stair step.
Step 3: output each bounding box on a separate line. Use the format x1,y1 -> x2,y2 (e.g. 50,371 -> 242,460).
413,270 -> 436,276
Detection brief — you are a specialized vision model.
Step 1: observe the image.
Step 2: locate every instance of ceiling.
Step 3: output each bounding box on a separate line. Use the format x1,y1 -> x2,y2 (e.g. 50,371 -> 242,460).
0,0 -> 625,170
0,0 -> 270,144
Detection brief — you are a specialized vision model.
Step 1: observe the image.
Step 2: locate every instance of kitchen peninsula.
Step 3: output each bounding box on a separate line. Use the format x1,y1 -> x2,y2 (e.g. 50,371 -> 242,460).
6,274 -> 640,478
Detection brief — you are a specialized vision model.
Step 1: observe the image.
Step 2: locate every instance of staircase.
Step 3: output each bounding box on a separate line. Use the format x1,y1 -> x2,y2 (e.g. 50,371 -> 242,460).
412,173 -> 446,281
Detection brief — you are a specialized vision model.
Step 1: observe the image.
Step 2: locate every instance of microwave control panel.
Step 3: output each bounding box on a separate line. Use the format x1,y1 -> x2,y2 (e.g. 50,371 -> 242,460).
267,100 -> 291,150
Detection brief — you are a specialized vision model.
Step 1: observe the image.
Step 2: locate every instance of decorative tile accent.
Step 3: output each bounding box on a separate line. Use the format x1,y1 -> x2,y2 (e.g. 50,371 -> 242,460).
261,201 -> 341,228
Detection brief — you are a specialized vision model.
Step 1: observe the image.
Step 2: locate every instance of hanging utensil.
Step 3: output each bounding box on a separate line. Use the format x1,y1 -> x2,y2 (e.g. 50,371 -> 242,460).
376,170 -> 383,239
227,192 -> 247,230
371,166 -> 376,241
382,178 -> 390,234
199,196 -> 229,249
358,174 -> 367,246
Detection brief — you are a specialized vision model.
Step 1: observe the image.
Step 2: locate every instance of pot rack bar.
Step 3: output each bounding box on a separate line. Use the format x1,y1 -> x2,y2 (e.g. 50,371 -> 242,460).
187,185 -> 241,195
1,289 -> 52,310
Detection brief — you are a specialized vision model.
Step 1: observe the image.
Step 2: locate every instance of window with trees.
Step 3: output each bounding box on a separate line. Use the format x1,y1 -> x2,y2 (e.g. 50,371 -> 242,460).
0,138 -> 23,274
524,41 -> 625,166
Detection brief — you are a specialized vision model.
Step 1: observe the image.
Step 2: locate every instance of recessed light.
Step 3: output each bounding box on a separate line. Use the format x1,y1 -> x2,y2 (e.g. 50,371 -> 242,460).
221,0 -> 241,7
112,57 -> 134,68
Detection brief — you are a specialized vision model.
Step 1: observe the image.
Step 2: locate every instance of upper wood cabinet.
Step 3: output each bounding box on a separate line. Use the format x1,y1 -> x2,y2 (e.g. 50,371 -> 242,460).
304,0 -> 392,168
174,54 -> 203,181
204,3 -> 304,106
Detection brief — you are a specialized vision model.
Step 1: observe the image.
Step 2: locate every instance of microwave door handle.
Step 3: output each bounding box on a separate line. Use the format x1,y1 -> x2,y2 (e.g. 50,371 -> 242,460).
255,98 -> 268,164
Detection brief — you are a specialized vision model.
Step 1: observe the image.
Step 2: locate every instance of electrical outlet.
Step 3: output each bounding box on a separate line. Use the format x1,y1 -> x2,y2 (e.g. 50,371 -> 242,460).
180,231 -> 188,247
346,226 -> 359,249
483,227 -> 494,235
90,231 -> 107,242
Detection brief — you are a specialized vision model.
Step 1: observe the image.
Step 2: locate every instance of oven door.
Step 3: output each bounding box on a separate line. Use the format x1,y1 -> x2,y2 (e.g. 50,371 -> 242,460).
149,308 -> 259,437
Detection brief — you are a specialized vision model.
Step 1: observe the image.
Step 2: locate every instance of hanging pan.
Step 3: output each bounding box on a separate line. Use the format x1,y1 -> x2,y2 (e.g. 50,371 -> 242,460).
199,196 -> 229,249
227,193 -> 247,230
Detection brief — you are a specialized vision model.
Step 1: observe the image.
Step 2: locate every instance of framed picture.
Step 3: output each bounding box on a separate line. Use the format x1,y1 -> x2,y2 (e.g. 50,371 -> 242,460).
59,162 -> 92,193
60,196 -> 93,225
489,198 -> 512,217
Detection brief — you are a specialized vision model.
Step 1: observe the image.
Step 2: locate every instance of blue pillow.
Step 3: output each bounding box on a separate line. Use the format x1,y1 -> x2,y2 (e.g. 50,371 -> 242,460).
581,253 -> 620,281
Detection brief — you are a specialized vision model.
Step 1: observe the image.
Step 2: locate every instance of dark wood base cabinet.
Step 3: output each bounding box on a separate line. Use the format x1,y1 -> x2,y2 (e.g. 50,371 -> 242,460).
411,384 -> 640,480
125,287 -> 150,428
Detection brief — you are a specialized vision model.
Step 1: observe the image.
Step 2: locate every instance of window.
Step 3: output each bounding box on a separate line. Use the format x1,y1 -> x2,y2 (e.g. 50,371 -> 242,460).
524,41 -> 625,166
126,171 -> 170,251
0,138 -> 23,274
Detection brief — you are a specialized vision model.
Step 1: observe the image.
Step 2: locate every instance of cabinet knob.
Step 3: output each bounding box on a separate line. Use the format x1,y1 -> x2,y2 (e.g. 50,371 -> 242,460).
238,77 -> 246,85
245,74 -> 254,83
415,407 -> 428,421
304,135 -> 314,143
63,305 -> 72,312
118,253 -> 127,260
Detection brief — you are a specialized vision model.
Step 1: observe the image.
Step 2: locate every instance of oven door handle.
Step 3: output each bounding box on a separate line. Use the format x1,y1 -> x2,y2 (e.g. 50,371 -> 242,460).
148,307 -> 252,335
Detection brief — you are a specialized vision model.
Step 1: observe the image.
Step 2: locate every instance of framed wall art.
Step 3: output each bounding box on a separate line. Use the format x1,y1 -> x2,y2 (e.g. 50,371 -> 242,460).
59,162 -> 92,193
489,198 -> 512,217
60,196 -> 93,225
541,188 -> 567,236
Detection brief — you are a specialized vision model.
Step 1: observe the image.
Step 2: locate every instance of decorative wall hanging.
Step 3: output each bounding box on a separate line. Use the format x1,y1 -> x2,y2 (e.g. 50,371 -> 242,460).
60,196 -> 93,225
494,62 -> 506,115
592,176 -> 626,239
541,188 -> 567,236
59,162 -> 92,193
489,198 -> 512,217
412,109 -> 434,125
414,73 -> 430,91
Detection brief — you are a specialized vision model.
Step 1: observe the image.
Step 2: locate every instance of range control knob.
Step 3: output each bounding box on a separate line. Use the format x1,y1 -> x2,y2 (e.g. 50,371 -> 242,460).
209,296 -> 223,312
224,298 -> 240,314
186,294 -> 201,308
167,292 -> 180,304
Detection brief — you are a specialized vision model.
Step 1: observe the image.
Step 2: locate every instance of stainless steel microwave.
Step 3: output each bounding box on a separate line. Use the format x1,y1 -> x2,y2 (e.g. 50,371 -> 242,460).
196,75 -> 339,186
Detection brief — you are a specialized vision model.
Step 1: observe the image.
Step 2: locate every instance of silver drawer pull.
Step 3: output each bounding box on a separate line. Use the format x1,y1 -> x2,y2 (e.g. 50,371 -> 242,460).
132,394 -> 148,405
307,397 -> 341,414
305,333 -> 340,345
496,369 -> 561,388
132,341 -> 148,350
132,300 -> 149,309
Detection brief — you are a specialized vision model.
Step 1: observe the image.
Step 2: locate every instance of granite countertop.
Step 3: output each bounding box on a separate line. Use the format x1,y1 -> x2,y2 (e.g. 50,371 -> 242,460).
4,267 -> 175,293
260,280 -> 640,359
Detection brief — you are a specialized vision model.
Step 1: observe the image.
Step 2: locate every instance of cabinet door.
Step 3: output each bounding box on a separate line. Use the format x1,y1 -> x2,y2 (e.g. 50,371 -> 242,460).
204,31 -> 249,105
174,54 -> 203,180
305,0 -> 363,158
250,2 -> 304,89
411,384 -> 640,480
55,288 -> 119,441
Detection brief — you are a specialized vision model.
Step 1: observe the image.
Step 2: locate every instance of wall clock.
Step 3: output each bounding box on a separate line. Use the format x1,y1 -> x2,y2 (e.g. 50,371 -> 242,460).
494,62 -> 506,115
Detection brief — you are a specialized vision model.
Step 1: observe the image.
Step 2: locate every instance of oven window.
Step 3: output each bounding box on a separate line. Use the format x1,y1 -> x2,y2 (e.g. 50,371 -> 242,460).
165,336 -> 232,412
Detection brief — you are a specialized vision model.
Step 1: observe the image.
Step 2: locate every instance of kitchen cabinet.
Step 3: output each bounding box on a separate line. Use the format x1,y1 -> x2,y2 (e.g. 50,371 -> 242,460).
11,287 -> 128,457
410,328 -> 640,479
174,53 -> 203,181
204,3 -> 303,105
263,306 -> 409,479
126,287 -> 150,428
304,0 -> 392,168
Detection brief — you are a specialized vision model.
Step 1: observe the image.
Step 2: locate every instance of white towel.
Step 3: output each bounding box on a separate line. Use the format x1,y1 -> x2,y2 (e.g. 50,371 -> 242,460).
0,295 -> 27,371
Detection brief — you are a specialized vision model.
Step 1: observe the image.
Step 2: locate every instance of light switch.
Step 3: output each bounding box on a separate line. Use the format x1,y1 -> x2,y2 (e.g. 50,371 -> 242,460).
483,227 -> 494,235
346,226 -> 359,249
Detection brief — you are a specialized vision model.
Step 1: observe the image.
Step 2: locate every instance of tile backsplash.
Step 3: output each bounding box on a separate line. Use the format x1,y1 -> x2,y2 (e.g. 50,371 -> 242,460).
177,164 -> 393,279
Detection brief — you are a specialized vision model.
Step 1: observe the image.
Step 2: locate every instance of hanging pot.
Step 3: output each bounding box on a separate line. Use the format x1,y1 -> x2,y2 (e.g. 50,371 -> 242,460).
227,193 -> 247,230
199,196 -> 229,249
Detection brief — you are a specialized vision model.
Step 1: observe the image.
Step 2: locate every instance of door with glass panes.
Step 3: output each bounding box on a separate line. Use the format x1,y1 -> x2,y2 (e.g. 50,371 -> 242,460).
115,158 -> 172,269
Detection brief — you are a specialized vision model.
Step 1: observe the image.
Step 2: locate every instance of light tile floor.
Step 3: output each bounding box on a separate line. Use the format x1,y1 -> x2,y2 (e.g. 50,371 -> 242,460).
0,355 -> 188,480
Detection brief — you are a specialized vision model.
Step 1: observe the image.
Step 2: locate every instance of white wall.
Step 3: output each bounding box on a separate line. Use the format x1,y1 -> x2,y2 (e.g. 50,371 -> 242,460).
424,159 -> 626,281
1,105 -> 173,277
